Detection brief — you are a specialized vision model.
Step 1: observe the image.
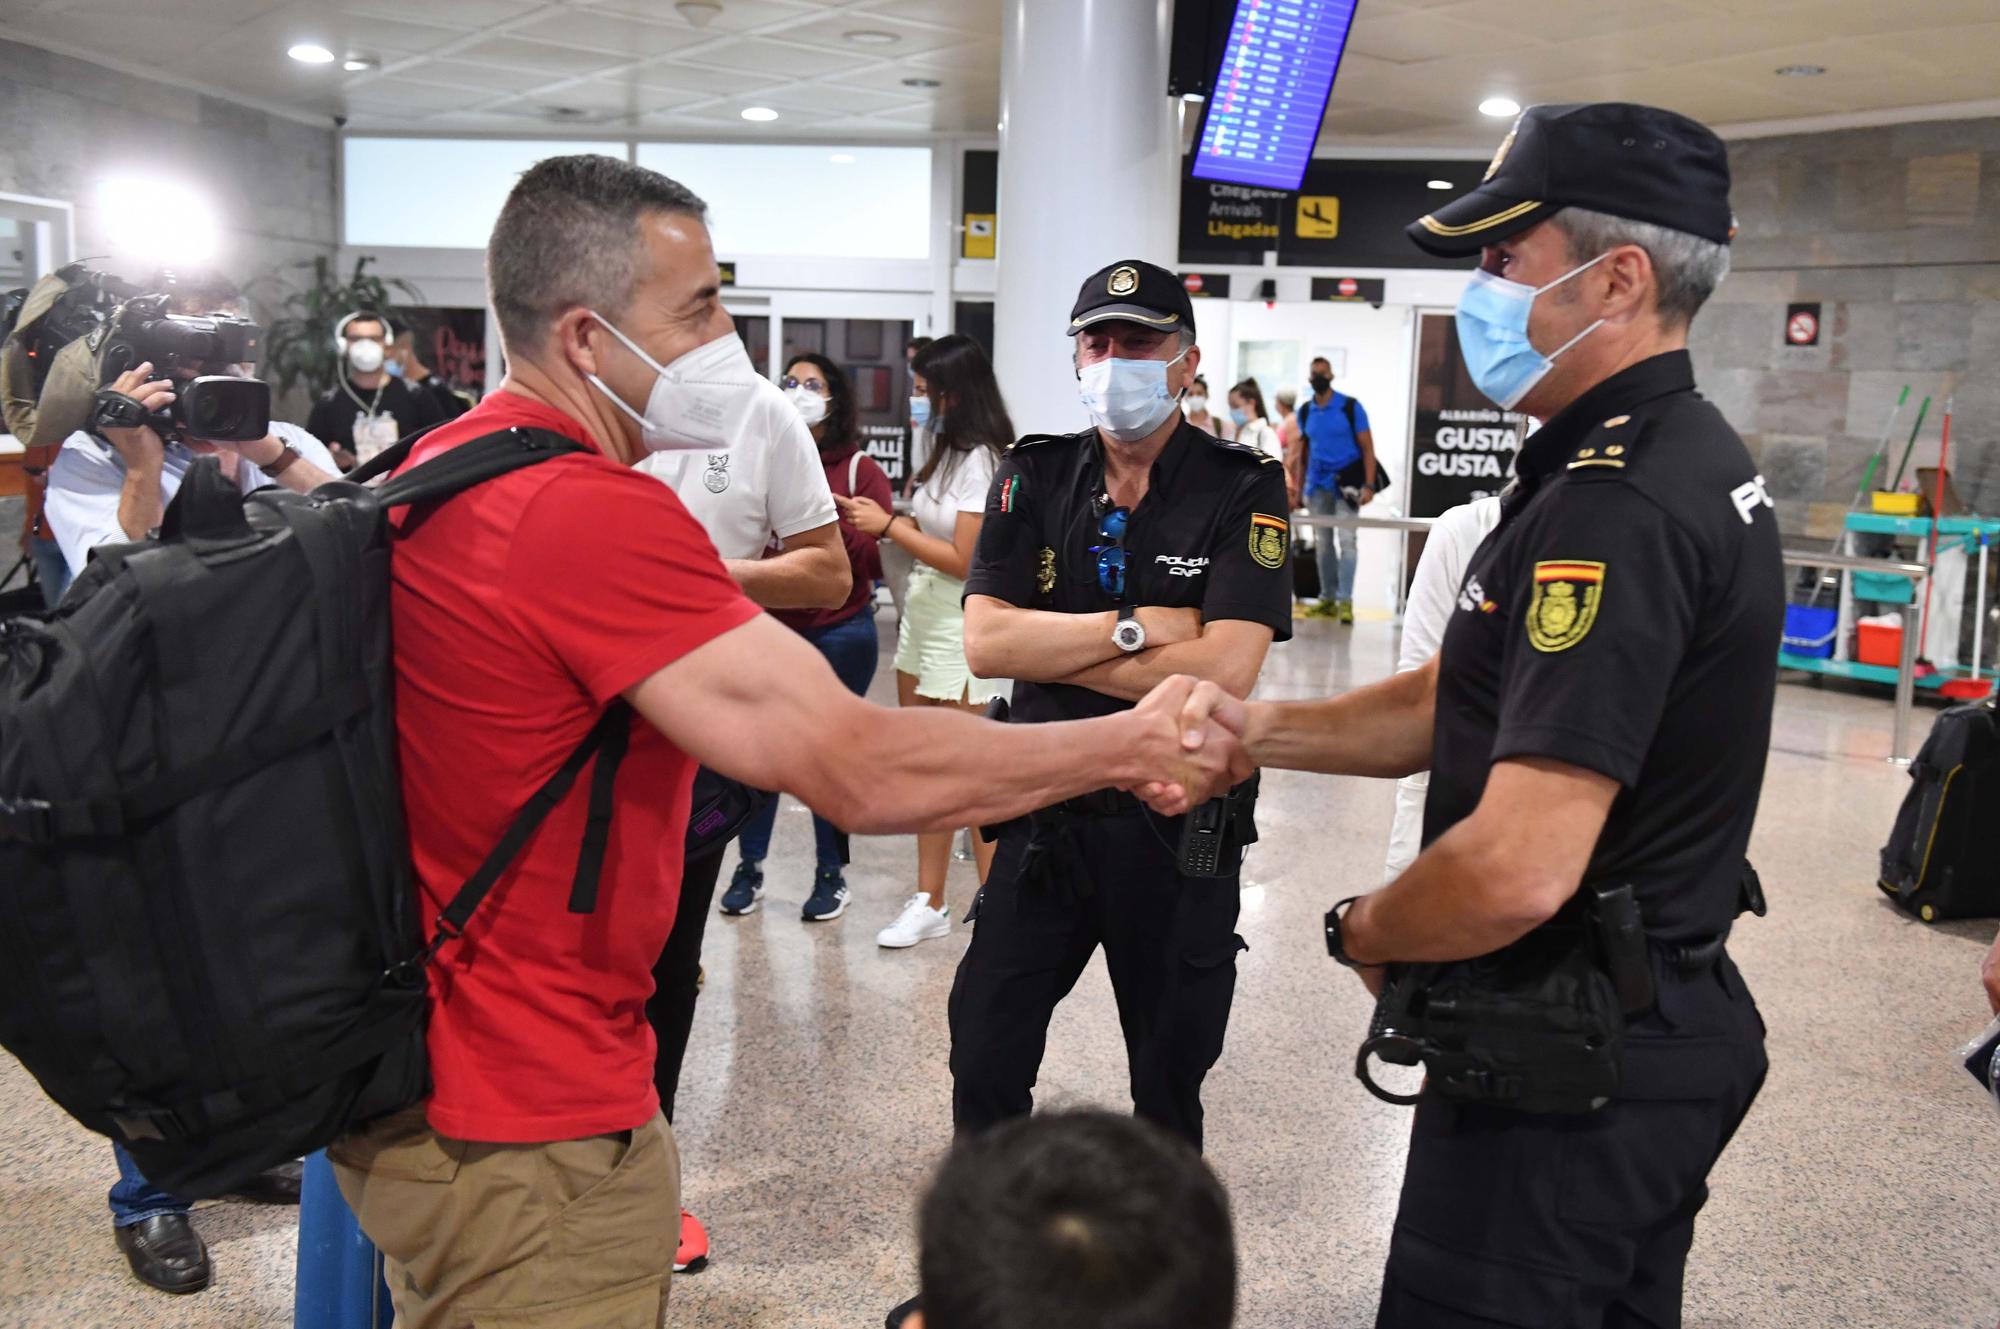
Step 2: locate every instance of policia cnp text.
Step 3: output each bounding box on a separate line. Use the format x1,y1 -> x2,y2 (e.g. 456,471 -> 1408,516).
951,259 -> 1293,1150
1180,102 -> 1780,1328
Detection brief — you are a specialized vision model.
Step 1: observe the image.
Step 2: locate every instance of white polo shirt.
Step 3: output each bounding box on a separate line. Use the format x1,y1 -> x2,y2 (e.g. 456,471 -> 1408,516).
638,376 -> 835,559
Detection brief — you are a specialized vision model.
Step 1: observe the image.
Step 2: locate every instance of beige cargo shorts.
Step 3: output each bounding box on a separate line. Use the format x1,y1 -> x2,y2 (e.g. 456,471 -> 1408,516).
330,1106 -> 681,1329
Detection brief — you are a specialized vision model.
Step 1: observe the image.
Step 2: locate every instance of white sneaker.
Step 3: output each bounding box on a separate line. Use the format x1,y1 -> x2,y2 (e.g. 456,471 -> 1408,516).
876,894 -> 952,949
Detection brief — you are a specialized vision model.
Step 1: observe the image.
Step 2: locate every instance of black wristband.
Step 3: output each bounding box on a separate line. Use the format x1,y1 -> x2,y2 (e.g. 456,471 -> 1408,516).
1324,895 -> 1372,968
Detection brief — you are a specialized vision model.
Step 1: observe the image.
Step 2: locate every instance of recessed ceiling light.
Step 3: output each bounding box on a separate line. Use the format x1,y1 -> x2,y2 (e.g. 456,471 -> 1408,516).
740,106 -> 779,122
844,29 -> 899,45
1181,92 -> 1205,103
1427,179 -> 1454,190
342,56 -> 377,72
287,42 -> 335,64
830,153 -> 857,164
1478,96 -> 1520,118
901,77 -> 941,89
1775,64 -> 1826,77
675,0 -> 722,25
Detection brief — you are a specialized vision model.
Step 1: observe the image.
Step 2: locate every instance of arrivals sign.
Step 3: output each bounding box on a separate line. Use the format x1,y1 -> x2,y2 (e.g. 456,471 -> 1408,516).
1180,156 -> 1477,270
1408,311 -> 1524,518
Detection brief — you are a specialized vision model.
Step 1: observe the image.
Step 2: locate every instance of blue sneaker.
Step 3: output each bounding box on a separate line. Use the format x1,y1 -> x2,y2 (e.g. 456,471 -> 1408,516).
718,860 -> 764,916
800,868 -> 851,922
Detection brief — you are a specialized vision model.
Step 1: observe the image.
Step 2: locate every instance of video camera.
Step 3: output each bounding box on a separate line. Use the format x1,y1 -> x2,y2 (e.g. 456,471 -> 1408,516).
0,265 -> 269,448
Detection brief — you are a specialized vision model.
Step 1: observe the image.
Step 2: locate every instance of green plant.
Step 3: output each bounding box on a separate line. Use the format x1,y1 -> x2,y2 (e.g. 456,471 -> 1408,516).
257,255 -> 423,398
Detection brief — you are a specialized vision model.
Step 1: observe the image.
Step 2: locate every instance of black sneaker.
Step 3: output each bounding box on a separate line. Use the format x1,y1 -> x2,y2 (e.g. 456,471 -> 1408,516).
800,868 -> 850,922
718,860 -> 765,915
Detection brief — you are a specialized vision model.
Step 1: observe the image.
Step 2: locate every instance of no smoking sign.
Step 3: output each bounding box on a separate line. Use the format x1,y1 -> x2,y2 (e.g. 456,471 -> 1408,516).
1785,302 -> 1821,347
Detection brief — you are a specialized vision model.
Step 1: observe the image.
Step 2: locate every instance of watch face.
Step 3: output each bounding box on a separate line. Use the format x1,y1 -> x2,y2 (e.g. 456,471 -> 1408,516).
1114,620 -> 1146,652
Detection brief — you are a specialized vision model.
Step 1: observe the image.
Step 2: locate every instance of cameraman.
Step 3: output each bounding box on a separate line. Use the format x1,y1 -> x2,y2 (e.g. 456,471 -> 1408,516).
45,356 -> 339,577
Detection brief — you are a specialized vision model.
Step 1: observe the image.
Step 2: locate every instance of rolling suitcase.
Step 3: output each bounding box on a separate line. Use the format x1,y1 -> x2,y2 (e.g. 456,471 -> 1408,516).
1878,697 -> 2000,921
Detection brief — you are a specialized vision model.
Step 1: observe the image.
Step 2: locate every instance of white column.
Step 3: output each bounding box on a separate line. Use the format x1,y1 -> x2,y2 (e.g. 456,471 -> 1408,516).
994,0 -> 1180,436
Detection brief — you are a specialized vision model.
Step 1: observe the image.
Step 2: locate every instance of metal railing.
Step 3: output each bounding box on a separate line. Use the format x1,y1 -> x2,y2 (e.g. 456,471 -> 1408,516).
1781,549 -> 1928,763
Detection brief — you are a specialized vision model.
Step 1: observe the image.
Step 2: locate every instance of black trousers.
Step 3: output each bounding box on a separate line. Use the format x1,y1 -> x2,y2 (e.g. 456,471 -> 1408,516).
947,808 -> 1245,1152
1374,953 -> 1768,1329
645,842 -> 727,1125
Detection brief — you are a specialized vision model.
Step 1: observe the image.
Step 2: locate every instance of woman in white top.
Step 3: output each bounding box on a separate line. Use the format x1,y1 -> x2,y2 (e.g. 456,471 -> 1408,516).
1226,378 -> 1282,460
836,334 -> 1012,948
1381,495 -> 1504,882
1182,374 -> 1233,440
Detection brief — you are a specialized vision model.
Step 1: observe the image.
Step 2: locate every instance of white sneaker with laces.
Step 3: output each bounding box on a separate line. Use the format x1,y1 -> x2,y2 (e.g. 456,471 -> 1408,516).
876,894 -> 952,949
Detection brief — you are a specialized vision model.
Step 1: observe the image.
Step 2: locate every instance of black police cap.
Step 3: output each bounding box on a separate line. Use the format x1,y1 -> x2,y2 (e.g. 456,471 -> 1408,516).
1407,102 -> 1733,258
1067,260 -> 1196,338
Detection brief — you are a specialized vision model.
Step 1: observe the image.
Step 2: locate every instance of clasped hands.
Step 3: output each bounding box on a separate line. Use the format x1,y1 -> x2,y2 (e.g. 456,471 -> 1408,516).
1122,676 -> 1253,817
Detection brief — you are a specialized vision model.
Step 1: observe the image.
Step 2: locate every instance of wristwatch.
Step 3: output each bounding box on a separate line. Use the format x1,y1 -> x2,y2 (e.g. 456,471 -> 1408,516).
1324,895 -> 1370,968
260,442 -> 302,477
1112,606 -> 1146,653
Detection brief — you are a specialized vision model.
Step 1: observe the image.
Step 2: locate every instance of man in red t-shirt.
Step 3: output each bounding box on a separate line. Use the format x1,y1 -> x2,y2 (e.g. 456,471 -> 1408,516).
327,153 -> 1249,1329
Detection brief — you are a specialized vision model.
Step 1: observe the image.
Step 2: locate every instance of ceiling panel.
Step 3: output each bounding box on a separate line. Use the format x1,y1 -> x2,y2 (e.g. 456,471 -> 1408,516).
0,0 -> 1993,143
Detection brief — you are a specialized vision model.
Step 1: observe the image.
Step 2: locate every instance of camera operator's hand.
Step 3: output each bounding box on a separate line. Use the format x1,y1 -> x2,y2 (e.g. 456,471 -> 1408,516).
99,362 -> 173,473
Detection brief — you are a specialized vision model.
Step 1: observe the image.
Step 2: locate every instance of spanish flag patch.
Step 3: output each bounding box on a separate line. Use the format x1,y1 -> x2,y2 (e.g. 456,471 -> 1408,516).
1249,513 -> 1288,569
1526,560 -> 1605,653
998,475 -> 1021,513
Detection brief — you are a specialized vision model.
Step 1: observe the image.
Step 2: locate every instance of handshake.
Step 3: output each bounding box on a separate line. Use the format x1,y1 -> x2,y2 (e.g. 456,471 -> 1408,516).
1117,677 -> 1256,816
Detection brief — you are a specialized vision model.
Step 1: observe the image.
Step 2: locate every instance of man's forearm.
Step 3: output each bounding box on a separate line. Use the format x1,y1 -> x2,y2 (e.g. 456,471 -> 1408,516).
1055,634 -> 1265,703
117,465 -> 165,542
1240,667 -> 1434,777
966,603 -> 1122,680
1342,824 -> 1560,965
725,549 -> 851,610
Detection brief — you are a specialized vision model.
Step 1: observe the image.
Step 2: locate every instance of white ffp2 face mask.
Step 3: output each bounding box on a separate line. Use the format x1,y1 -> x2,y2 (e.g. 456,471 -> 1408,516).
1077,347 -> 1190,443
585,314 -> 763,453
347,338 -> 385,374
787,385 -> 829,427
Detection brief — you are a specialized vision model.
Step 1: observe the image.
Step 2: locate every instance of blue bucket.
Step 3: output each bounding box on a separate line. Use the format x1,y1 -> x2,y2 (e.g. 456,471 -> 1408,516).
1783,604 -> 1838,658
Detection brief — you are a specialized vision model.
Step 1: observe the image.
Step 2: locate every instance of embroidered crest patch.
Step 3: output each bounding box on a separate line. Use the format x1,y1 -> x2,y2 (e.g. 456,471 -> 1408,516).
1249,513 -> 1288,570
1526,561 -> 1604,652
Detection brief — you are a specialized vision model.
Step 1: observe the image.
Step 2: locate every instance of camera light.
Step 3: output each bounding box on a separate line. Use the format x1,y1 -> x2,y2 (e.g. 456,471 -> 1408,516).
97,175 -> 222,268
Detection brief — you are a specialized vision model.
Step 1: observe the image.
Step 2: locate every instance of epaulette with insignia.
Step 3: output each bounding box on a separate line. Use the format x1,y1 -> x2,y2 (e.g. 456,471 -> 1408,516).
1007,429 -> 1092,453
1565,412 -> 1653,475
1206,435 -> 1283,465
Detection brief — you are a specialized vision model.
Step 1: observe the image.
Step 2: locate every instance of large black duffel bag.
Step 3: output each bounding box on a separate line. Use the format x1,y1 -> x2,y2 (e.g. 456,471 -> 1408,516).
1879,696 -> 2000,922
0,427 -> 626,1197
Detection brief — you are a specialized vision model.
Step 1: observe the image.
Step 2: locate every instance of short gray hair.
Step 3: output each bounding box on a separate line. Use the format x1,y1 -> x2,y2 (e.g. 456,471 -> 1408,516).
487,154 -> 708,354
1548,206 -> 1730,328
1070,321 -> 1197,368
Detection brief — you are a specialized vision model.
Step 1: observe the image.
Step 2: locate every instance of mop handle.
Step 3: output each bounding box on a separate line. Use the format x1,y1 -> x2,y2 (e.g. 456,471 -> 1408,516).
1890,395 -> 1933,490
1917,398 -> 1954,659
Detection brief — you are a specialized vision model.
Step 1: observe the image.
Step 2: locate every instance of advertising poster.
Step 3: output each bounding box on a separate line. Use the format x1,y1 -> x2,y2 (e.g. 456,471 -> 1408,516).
1408,311 -> 1524,519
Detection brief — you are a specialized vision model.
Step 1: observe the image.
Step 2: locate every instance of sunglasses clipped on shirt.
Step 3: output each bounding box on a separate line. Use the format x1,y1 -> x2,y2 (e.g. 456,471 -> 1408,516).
1090,497 -> 1131,600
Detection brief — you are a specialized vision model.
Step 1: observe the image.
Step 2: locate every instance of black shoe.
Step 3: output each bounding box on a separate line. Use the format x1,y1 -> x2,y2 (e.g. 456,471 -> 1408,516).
886,1294 -> 921,1329
114,1213 -> 212,1294
227,1159 -> 304,1205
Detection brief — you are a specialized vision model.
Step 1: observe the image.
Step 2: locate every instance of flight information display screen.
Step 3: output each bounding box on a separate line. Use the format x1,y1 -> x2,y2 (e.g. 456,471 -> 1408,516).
1190,0 -> 1358,193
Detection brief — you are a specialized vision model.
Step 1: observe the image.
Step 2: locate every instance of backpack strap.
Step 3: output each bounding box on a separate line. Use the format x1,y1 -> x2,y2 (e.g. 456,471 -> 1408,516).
848,450 -> 862,495
413,701 -> 633,966
1342,395 -> 1358,434
375,426 -> 591,509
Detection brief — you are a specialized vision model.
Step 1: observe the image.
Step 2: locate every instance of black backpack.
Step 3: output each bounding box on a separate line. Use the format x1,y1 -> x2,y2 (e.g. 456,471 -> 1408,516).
1298,395 -> 1392,495
1879,697 -> 2000,922
0,426 -> 649,1198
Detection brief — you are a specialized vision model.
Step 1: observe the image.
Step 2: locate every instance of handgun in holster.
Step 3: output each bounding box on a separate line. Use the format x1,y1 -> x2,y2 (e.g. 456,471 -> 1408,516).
1354,883 -> 1654,1115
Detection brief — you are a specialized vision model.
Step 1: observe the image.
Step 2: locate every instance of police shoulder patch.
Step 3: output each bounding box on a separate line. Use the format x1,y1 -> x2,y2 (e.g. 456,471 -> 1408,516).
996,474 -> 1022,513
1249,513 -> 1288,569
1526,560 -> 1604,652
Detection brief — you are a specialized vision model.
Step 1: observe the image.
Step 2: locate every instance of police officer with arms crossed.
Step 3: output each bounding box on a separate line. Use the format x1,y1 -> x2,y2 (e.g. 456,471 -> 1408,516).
1180,103 -> 1780,1327
953,260 -> 1291,1146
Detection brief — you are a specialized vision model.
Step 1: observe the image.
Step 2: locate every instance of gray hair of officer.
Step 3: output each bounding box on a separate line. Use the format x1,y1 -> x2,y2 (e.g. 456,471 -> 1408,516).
1545,208 -> 1731,329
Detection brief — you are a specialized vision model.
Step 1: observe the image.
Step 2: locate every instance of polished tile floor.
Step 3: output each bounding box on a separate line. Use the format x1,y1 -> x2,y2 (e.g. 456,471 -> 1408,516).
3,615 -> 1998,1328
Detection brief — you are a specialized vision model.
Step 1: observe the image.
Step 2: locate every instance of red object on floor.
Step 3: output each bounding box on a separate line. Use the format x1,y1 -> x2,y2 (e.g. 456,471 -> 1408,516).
1857,623 -> 1903,667
675,1209 -> 709,1275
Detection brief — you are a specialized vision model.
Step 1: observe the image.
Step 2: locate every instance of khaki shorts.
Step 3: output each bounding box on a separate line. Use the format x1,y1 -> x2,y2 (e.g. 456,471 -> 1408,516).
329,1107 -> 680,1329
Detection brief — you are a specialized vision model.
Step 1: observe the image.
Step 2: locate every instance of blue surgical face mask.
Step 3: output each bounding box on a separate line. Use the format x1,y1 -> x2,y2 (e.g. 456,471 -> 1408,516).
1077,346 -> 1191,443
909,395 -> 931,430
383,358 -> 405,379
1454,251 -> 1610,410
1229,406 -> 1249,427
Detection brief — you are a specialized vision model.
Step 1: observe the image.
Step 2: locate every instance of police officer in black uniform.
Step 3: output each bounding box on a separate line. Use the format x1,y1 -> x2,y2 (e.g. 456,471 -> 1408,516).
953,259 -> 1293,1150
1177,104 -> 1780,1326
